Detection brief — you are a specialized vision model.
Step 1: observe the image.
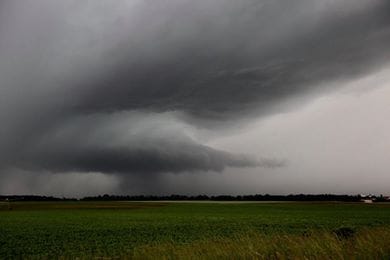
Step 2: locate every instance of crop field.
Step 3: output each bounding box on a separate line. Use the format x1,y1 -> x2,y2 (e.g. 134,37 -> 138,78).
1,201 -> 390,259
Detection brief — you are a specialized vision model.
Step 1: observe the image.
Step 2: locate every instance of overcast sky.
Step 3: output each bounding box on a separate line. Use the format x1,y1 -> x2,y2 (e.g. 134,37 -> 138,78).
1,0 -> 390,197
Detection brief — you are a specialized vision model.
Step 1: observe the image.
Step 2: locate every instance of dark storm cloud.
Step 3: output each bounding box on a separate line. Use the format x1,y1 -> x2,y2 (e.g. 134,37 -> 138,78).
1,111 -> 281,175
75,0 -> 390,120
0,0 -> 389,178
16,138 -> 262,174
9,112 -> 285,174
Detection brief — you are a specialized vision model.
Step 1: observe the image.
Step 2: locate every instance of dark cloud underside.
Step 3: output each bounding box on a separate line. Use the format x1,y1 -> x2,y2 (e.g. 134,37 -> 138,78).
76,0 -> 390,119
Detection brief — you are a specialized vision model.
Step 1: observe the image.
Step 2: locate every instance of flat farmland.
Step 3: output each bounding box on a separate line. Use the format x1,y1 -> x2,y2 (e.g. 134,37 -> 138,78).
1,201 -> 390,259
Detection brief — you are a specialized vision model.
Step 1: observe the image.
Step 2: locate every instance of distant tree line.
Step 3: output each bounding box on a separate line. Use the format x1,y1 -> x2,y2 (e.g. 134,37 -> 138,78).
0,195 -> 77,201
80,194 -> 373,202
1,194 -> 388,202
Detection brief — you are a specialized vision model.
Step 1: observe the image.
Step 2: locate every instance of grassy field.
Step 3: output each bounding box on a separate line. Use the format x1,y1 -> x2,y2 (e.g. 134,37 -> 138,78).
1,201 -> 390,259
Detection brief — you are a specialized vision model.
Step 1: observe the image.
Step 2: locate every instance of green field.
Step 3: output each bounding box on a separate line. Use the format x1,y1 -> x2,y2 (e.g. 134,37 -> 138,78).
1,201 -> 390,259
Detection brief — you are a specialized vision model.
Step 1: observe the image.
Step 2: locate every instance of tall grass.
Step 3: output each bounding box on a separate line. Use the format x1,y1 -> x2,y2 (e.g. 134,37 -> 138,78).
130,227 -> 390,259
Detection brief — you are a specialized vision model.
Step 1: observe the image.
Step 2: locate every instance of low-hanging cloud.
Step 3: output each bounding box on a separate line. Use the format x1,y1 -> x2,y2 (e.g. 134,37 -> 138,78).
3,112 -> 282,175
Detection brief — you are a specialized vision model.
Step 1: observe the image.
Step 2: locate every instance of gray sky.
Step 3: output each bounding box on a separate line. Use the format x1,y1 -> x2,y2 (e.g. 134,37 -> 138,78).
1,0 -> 390,197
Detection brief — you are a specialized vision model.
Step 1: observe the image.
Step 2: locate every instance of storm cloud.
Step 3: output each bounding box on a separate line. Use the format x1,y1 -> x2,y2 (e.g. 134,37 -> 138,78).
10,112 -> 276,174
0,0 -> 389,195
